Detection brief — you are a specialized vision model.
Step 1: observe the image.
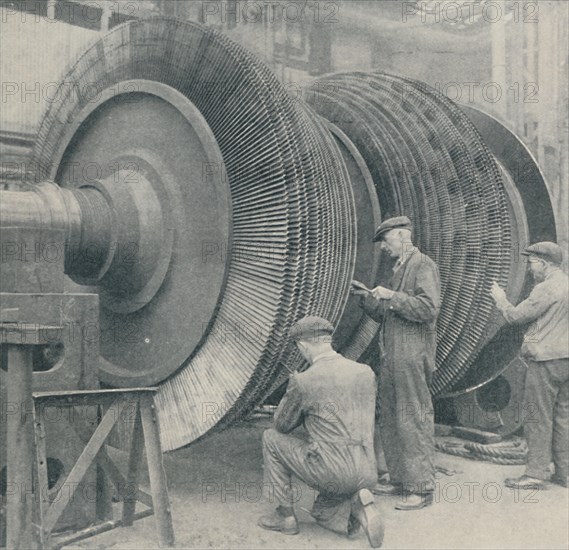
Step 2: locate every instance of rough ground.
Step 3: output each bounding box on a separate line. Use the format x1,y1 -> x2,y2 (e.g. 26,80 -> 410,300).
65,417 -> 568,550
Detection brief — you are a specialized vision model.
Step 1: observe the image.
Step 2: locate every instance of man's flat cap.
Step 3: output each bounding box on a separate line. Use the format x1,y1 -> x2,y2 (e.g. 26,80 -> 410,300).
290,316 -> 334,342
373,216 -> 412,242
521,241 -> 563,266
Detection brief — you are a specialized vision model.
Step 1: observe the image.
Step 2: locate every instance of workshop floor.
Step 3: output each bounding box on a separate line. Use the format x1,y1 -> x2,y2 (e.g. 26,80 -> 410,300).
66,417 -> 568,550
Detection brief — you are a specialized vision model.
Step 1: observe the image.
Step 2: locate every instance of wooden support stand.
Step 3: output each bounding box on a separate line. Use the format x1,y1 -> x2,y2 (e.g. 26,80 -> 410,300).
1,324 -> 64,550
31,388 -> 174,549
4,345 -> 35,550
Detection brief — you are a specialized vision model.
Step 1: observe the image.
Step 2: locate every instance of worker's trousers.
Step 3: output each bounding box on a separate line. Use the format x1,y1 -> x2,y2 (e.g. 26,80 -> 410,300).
262,428 -> 376,535
377,359 -> 436,494
523,358 -> 569,482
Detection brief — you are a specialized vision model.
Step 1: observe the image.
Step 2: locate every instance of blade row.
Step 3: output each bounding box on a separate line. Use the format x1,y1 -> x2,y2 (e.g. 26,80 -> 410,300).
305,73 -> 511,396
31,18 -> 357,451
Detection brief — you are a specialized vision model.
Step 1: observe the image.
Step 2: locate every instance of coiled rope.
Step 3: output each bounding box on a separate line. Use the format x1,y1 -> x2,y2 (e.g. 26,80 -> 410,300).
436,437 -> 527,465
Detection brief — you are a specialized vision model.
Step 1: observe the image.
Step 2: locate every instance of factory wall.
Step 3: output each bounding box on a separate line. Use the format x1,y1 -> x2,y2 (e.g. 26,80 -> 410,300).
0,7 -> 99,134
1,0 -> 567,253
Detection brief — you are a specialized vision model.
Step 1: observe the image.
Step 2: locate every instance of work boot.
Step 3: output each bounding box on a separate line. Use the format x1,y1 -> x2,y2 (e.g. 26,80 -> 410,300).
351,488 -> 385,548
504,475 -> 547,490
257,506 -> 299,535
395,493 -> 434,511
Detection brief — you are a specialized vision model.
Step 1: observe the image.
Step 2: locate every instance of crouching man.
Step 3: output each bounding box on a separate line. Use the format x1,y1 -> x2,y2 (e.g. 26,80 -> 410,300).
258,316 -> 384,547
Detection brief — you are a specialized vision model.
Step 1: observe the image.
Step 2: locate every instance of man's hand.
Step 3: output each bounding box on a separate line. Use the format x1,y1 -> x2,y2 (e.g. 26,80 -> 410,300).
490,281 -> 509,311
372,285 -> 395,300
351,280 -> 371,297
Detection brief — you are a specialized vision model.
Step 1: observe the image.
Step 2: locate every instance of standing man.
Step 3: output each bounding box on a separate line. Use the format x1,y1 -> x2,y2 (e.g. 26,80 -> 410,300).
352,216 -> 441,510
491,242 -> 568,490
258,316 -> 384,548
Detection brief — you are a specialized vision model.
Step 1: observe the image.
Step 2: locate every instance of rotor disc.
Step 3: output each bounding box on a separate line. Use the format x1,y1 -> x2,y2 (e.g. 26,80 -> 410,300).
30,18 -> 357,449
305,72 -> 512,395
444,105 -> 556,396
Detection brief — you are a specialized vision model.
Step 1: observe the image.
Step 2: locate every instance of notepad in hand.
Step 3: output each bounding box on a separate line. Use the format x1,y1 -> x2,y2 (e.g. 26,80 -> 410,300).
351,280 -> 372,293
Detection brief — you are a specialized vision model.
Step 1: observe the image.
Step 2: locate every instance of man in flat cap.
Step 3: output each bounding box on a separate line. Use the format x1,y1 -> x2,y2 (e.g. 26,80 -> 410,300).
491,241 -> 568,490
258,316 -> 384,547
352,216 -> 441,510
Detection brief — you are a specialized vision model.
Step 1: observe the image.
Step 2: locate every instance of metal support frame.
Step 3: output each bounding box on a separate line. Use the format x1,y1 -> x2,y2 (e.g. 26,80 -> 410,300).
4,344 -> 35,550
1,324 -> 64,550
31,388 -> 174,549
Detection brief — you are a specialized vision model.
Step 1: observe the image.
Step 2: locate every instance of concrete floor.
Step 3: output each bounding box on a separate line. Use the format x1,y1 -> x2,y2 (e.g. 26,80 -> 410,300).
65,417 -> 568,550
